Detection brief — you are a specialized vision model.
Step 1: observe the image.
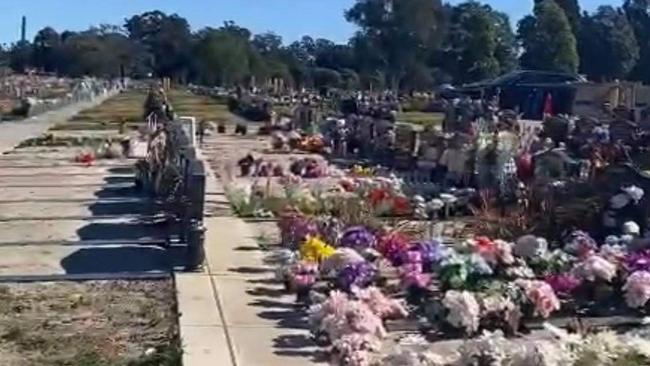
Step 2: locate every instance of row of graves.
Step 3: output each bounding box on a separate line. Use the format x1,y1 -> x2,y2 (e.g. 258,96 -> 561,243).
0,72 -> 110,120
218,84 -> 650,364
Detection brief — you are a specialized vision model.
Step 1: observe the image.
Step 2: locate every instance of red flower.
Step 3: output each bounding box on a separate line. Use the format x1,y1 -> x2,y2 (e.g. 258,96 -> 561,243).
392,196 -> 411,216
369,188 -> 390,206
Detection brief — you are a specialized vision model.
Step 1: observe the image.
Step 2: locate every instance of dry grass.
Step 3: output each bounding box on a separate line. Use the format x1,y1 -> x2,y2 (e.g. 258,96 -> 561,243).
51,90 -> 148,132
167,89 -> 232,123
0,280 -> 180,366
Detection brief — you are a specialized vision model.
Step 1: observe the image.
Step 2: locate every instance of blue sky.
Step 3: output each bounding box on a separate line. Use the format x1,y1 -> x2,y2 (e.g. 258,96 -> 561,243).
0,0 -> 619,46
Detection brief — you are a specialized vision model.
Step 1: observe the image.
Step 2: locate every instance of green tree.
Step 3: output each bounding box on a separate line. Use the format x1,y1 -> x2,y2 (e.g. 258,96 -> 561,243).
579,6 -> 639,81
346,0 -> 445,90
32,27 -> 62,73
624,0 -> 650,82
535,0 -> 581,35
9,41 -> 33,73
519,0 -> 579,73
440,1 -> 516,83
194,27 -> 251,86
125,11 -> 192,80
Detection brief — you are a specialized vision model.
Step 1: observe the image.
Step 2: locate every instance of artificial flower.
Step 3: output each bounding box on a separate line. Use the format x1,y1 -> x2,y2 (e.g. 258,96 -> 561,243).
504,259 -> 535,279
440,255 -> 470,289
299,236 -> 336,263
278,209 -> 318,249
400,271 -> 432,289
377,232 -> 411,266
625,249 -> 650,273
573,254 -> 617,282
599,244 -> 627,263
287,261 -> 318,289
517,280 -> 561,318
352,286 -> 408,319
337,262 -> 376,291
468,253 -> 494,276
442,290 -> 480,334
321,248 -> 366,274
412,240 -> 452,269
623,270 -> 650,308
340,226 -> 376,250
564,231 -> 598,258
457,330 -> 511,366
392,195 -> 411,216
494,239 -> 515,265
544,273 -> 581,296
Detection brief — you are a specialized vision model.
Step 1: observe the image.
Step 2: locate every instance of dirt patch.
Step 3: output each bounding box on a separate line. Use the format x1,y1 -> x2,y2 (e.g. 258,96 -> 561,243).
0,279 -> 180,366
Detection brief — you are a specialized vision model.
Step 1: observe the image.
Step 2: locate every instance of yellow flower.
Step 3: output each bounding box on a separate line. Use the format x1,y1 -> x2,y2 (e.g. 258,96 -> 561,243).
299,236 -> 336,263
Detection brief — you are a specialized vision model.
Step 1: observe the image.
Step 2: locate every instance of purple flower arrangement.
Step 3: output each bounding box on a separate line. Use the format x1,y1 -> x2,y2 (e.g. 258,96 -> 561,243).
340,226 -> 377,250
411,239 -> 451,270
337,262 -> 377,291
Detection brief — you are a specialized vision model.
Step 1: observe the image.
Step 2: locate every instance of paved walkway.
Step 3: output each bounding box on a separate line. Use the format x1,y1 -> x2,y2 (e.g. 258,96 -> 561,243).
0,92 -> 116,154
0,92 -> 174,279
176,131 -> 324,366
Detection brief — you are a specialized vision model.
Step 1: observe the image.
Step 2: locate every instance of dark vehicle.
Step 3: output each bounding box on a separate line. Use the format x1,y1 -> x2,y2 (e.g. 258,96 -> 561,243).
457,70 -> 587,119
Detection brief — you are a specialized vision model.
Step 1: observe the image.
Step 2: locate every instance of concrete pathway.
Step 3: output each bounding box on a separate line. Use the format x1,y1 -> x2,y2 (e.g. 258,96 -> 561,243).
0,92 -> 117,154
176,131 -> 325,366
0,93 -> 175,279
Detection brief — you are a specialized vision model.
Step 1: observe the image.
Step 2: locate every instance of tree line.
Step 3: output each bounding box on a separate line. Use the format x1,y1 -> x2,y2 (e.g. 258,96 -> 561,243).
1,0 -> 649,90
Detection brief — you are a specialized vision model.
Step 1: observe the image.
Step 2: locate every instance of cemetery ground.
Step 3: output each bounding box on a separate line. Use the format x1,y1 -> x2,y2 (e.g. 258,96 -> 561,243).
0,90 -> 181,366
167,89 -> 231,123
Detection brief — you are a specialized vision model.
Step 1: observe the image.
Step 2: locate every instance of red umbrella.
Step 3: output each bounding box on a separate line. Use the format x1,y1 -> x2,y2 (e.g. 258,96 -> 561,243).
543,93 -> 554,117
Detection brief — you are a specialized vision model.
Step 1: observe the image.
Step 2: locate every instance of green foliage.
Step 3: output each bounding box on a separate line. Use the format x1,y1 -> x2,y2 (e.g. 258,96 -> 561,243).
195,27 -> 251,86
519,0 -> 579,73
624,0 -> 650,83
125,11 -> 192,79
14,3 -> 650,89
440,1 -> 516,84
536,0 -> 581,35
346,0 -> 445,90
579,6 -> 639,81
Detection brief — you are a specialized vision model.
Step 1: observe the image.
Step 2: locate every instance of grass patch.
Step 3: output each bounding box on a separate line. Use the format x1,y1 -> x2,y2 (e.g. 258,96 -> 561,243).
68,91 -> 147,124
0,280 -> 180,366
167,89 -> 233,123
396,111 -> 444,129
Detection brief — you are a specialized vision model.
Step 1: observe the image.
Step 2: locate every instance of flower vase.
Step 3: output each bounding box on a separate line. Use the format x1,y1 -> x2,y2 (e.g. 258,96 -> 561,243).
295,285 -> 312,304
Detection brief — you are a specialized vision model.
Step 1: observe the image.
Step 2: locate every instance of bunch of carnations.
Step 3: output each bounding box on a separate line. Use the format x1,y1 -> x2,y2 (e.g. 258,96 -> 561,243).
309,288 -> 407,366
